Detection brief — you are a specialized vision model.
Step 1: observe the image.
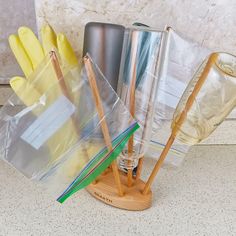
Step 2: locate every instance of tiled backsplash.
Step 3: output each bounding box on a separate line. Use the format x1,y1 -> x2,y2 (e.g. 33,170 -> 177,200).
0,0 -> 36,38
0,0 -> 37,83
35,0 -> 236,57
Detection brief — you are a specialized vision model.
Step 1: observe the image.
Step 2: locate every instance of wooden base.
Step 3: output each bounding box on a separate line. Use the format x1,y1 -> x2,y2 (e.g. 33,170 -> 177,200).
86,171 -> 152,211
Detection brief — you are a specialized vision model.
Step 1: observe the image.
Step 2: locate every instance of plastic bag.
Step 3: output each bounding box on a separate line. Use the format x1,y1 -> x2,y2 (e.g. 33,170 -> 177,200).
148,27 -> 211,166
117,26 -> 163,170
0,51 -> 139,202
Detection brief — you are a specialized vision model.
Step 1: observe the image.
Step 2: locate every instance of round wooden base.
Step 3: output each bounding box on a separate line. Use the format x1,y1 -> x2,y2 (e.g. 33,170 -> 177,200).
86,171 -> 152,211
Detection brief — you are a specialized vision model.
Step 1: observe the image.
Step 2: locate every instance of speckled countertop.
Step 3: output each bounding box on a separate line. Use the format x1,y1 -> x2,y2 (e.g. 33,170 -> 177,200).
0,1 -> 236,235
0,145 -> 235,236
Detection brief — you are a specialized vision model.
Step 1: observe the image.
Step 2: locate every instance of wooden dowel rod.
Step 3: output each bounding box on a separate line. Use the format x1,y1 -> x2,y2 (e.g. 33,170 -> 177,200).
84,55 -> 124,197
135,156 -> 144,180
50,51 -> 71,99
142,135 -> 175,194
50,51 -> 90,163
127,31 -> 139,187
143,53 -> 218,194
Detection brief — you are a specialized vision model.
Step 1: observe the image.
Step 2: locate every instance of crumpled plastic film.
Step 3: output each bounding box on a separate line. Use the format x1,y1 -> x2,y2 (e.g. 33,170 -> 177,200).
0,51 -> 139,202
148,27 -> 211,166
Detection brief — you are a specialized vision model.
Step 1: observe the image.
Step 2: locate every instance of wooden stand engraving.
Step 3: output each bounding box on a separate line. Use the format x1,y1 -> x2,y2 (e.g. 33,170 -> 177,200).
87,170 -> 152,211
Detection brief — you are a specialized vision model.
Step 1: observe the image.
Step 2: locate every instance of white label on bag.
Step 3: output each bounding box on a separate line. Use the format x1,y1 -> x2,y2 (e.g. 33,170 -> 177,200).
21,95 -> 75,149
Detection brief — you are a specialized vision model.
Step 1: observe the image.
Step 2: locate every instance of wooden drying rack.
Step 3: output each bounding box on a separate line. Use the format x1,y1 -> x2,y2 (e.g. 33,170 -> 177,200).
84,54 -> 152,211
51,49 -> 217,211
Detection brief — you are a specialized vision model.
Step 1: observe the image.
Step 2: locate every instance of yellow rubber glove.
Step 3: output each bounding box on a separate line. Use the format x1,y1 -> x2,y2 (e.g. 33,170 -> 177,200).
8,25 -> 97,178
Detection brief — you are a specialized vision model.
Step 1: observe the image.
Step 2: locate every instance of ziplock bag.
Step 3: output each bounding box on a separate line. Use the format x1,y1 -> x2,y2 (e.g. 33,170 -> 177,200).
148,27 -> 211,166
117,27 -> 163,170
0,51 -> 139,202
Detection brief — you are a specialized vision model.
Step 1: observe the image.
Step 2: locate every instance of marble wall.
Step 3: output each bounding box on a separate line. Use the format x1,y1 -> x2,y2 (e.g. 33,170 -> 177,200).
0,0 -> 36,82
35,0 -> 236,57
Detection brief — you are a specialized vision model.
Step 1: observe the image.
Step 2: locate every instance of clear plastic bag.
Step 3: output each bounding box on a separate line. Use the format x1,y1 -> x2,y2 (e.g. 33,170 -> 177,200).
117,26 -> 163,170
148,27 -> 211,166
0,52 -> 139,202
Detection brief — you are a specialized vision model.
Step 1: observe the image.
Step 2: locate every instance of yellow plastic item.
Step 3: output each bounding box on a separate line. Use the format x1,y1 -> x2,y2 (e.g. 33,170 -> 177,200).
8,25 -> 93,177
10,76 -> 41,106
8,35 -> 33,77
40,24 -> 57,54
9,25 -> 78,73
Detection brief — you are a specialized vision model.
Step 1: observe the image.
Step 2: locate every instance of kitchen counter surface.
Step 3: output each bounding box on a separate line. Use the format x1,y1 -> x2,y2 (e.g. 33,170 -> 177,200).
0,145 -> 235,236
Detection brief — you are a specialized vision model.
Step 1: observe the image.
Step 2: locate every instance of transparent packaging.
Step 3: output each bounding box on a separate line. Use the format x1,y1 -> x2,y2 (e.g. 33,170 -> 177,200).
0,52 -> 139,203
148,28 -> 211,166
117,27 -> 163,170
173,52 -> 236,145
